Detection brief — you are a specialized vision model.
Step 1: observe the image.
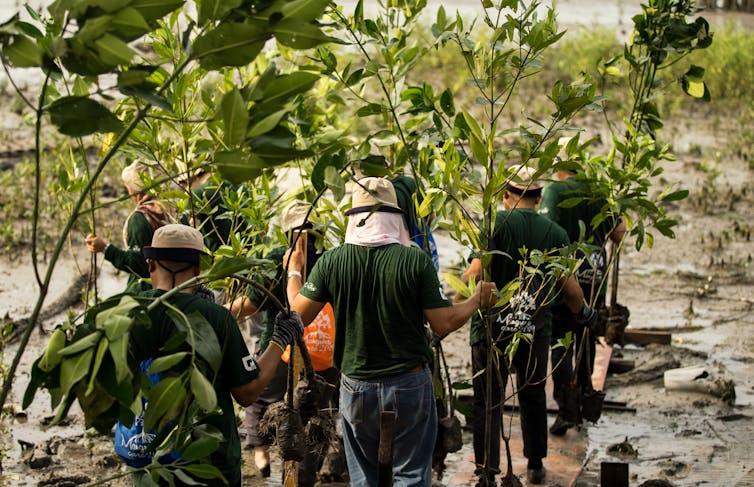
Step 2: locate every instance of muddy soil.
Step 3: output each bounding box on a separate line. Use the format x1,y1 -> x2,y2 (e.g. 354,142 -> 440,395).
1,3 -> 754,487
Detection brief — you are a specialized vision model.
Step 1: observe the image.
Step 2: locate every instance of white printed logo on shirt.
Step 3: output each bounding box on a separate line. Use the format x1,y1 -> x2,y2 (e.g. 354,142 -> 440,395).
242,355 -> 258,372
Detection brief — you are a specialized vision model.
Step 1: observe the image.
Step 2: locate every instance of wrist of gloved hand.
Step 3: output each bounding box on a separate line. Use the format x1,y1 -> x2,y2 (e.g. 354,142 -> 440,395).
271,311 -> 305,349
577,304 -> 599,330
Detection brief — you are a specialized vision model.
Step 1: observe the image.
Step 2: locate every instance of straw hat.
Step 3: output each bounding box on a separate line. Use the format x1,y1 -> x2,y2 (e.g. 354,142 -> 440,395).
505,165 -> 542,193
143,224 -> 207,263
345,177 -> 404,215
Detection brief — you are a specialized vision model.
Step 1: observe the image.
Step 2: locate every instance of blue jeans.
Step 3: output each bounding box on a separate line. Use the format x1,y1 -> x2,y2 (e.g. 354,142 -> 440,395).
339,368 -> 436,487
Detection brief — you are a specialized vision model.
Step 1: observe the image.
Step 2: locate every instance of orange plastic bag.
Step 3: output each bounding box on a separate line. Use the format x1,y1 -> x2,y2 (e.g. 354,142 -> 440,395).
282,303 -> 335,371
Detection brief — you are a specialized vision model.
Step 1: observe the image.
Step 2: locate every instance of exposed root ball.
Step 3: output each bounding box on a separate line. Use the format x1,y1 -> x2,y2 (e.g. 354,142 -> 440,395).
277,406 -> 306,462
293,374 -> 328,424
257,401 -> 286,444
305,412 -> 337,457
500,470 -> 525,487
317,436 -> 349,484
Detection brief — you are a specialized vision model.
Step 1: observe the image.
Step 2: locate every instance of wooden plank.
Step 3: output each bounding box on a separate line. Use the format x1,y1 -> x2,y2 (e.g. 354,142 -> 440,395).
591,339 -> 613,391
624,329 -> 672,345
378,411 -> 396,487
608,358 -> 635,374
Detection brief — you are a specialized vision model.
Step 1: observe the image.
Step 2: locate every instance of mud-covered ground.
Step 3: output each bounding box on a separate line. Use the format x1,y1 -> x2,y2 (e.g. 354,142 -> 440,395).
2,121 -> 753,487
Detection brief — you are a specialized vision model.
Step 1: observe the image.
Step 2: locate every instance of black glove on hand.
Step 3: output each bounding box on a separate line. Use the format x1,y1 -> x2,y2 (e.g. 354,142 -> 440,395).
271,311 -> 305,350
578,304 -> 599,331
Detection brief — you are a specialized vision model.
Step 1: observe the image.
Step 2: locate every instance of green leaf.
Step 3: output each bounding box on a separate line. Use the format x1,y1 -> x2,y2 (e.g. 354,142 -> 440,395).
442,273 -> 471,298
440,88 -> 455,117
182,463 -> 224,480
144,375 -> 186,431
214,149 -> 267,184
47,96 -> 123,136
190,366 -> 218,412
60,348 -> 94,396
148,352 -> 189,374
324,165 -> 345,201
59,331 -> 102,356
2,35 -> 43,67
108,335 -> 133,384
94,34 -> 136,64
199,0 -> 242,25
661,189 -> 689,202
220,89 -> 248,147
193,22 -> 268,71
111,7 -> 152,38
247,107 -> 290,138
273,19 -> 339,49
356,103 -> 384,117
203,256 -> 269,282
97,295 -> 139,341
280,0 -> 329,22
85,338 -> 110,396
170,311 -> 223,373
250,71 -> 320,108
180,436 -> 220,462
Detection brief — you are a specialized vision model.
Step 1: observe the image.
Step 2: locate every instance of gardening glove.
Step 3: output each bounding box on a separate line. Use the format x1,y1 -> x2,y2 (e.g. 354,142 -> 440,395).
271,311 -> 305,350
577,304 -> 599,332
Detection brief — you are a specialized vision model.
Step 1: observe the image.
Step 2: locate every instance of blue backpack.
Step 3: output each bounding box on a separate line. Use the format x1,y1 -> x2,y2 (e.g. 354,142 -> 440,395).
114,359 -> 181,467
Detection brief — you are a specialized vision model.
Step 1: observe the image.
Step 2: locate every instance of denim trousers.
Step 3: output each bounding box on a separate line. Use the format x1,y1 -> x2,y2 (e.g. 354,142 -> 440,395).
471,333 -> 549,480
339,367 -> 436,487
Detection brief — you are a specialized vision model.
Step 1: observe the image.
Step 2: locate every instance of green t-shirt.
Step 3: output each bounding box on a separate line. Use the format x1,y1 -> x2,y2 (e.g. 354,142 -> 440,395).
103,211 -> 152,292
130,290 -> 258,487
299,243 -> 451,379
539,178 -> 619,299
470,208 -> 570,344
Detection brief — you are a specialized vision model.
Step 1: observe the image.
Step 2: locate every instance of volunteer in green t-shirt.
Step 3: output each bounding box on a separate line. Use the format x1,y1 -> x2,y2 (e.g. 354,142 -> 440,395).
460,165 -> 597,486
285,177 -> 497,486
539,137 -> 626,437
85,161 -> 170,292
129,224 -> 303,487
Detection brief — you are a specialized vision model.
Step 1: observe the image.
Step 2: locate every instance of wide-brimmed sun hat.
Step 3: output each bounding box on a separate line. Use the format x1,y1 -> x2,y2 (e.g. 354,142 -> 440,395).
505,164 -> 543,195
121,161 -> 148,192
143,224 -> 207,264
280,200 -> 312,232
345,177 -> 404,216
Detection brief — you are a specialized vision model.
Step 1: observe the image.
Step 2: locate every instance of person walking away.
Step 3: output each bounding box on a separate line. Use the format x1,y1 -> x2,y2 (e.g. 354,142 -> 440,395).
285,177 -> 497,486
460,165 -> 598,486
539,137 -> 626,436
228,200 -> 340,485
127,223 -> 303,486
85,160 -> 170,292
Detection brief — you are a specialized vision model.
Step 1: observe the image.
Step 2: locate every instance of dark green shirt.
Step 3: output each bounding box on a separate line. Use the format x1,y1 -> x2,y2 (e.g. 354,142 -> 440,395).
539,178 -> 619,299
470,208 -> 569,344
299,243 -> 451,379
103,211 -> 152,292
130,290 -> 258,487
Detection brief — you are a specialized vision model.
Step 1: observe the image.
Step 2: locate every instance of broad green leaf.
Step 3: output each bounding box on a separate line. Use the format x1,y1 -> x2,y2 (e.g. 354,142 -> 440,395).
311,153 -> 342,192
111,7 -> 151,38
180,436 -> 220,462
203,256 -> 270,282
214,150 -> 266,183
220,89 -> 248,147
170,311 -> 223,373
148,352 -> 189,374
94,33 -> 136,65
247,108 -> 290,138
182,463 -> 224,480
190,366 -> 217,411
2,35 -> 43,67
440,88 -> 455,116
193,22 -> 268,71
96,295 -> 139,340
324,165 -> 345,201
273,19 -> 339,49
280,0 -> 329,22
356,103 -> 384,117
250,71 -> 319,107
661,189 -> 689,202
108,335 -> 133,384
85,338 -> 110,396
60,348 -> 95,396
130,0 -> 184,21
199,0 -> 242,25
173,470 -> 204,486
144,375 -> 186,431
462,110 -> 484,141
59,331 -> 102,356
47,96 -> 123,136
